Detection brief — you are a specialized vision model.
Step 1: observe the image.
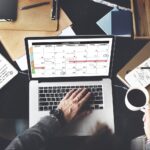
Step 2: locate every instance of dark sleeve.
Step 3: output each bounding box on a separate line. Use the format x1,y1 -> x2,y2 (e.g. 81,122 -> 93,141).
130,135 -> 150,150
146,142 -> 150,150
5,115 -> 62,150
130,135 -> 146,150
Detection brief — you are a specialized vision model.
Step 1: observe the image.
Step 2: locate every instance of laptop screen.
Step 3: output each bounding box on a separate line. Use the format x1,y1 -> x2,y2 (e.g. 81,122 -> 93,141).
25,36 -> 113,79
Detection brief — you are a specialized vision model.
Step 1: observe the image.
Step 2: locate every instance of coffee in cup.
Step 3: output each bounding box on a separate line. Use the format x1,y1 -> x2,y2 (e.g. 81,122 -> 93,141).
125,87 -> 149,112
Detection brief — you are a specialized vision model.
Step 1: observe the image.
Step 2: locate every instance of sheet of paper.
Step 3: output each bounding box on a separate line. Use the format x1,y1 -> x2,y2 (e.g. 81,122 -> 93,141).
125,57 -> 150,87
0,54 -> 18,89
59,26 -> 76,36
15,55 -> 28,71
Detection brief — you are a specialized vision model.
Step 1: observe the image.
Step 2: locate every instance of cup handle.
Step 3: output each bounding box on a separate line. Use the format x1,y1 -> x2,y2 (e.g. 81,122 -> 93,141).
140,107 -> 146,113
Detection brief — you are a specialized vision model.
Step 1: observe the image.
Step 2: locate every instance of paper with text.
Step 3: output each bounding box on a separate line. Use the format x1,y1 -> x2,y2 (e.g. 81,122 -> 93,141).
125,57 -> 150,87
0,54 -> 18,89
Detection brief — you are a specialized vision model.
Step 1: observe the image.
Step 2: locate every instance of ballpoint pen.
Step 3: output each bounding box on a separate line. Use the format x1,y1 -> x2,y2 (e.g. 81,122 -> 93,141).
21,1 -> 50,10
140,67 -> 150,69
92,0 -> 131,11
51,0 -> 60,20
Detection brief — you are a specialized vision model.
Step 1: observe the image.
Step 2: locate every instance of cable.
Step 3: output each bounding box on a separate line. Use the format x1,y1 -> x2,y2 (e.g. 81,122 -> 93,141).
113,84 -> 128,90
18,71 -> 28,76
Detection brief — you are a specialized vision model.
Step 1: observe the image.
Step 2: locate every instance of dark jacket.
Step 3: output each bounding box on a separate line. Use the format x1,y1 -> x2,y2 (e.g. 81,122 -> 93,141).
4,115 -> 150,150
5,115 -> 61,150
131,135 -> 150,150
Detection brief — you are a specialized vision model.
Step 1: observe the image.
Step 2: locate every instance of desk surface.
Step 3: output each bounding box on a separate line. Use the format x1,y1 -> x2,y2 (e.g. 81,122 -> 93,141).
0,0 -> 149,146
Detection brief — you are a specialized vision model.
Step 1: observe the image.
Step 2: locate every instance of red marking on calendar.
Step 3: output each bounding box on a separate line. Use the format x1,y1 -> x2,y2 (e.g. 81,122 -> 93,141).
69,60 -> 108,63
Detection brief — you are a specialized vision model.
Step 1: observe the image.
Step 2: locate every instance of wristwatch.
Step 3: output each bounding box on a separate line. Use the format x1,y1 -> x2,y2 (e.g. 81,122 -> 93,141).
50,109 -> 66,125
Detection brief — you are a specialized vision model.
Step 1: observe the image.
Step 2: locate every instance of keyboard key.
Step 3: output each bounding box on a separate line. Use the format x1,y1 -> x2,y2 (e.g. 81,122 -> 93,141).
49,106 -> 52,110
39,107 -> 44,111
39,98 -> 46,101
44,106 -> 48,111
47,98 -> 51,101
50,102 -> 53,105
40,102 -> 49,106
39,90 -> 43,93
95,105 -> 99,109
39,94 -> 45,97
53,106 -> 57,110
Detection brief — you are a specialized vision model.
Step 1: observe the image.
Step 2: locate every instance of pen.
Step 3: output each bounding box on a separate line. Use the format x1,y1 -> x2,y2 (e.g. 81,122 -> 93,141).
51,0 -> 60,20
92,0 -> 131,11
21,2 -> 50,10
140,67 -> 150,69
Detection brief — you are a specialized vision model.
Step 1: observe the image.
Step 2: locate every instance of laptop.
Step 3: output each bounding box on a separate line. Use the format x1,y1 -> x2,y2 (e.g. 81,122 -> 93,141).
25,35 -> 115,136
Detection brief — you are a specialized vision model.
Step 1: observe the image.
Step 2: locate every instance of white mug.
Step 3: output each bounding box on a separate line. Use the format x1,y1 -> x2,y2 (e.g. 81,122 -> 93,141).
125,87 -> 149,112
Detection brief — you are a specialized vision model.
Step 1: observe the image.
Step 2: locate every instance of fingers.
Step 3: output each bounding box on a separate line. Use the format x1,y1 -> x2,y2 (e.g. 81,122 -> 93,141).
73,88 -> 87,103
70,89 -> 82,99
63,89 -> 75,100
78,92 -> 91,106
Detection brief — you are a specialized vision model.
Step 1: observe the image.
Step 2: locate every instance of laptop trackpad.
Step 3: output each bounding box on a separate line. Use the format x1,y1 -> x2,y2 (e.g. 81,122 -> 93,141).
57,110 -> 109,136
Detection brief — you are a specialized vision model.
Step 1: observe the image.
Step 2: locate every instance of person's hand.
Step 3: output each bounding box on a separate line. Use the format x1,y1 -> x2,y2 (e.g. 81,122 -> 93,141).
57,88 -> 91,123
143,106 -> 150,140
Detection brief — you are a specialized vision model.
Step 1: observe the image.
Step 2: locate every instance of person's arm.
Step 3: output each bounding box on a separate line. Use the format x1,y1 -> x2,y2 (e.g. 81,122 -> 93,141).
5,115 -> 61,150
146,140 -> 150,150
143,106 -> 150,150
5,88 -> 91,150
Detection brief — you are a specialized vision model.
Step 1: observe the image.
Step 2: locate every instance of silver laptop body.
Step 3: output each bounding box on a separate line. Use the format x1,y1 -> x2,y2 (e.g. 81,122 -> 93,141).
25,36 -> 115,136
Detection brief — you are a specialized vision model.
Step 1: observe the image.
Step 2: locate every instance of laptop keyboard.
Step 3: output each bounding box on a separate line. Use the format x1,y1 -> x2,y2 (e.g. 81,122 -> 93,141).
38,85 -> 103,111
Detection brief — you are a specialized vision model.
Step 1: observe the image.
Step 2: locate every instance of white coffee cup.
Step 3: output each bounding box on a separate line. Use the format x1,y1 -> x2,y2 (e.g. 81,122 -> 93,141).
125,87 -> 149,112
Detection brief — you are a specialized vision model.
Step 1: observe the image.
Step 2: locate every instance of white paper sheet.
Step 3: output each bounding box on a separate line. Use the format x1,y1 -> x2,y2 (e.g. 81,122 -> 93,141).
125,58 -> 150,87
0,54 -> 18,89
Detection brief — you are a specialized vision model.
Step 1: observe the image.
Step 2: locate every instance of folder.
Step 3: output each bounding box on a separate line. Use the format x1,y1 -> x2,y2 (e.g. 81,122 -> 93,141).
0,0 -> 58,31
117,41 -> 150,94
0,9 -> 72,60
96,8 -> 132,37
111,10 -> 132,36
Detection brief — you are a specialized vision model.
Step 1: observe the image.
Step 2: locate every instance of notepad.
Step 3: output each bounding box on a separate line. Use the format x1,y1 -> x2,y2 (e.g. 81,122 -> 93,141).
0,54 -> 18,89
125,57 -> 150,87
0,0 -> 18,21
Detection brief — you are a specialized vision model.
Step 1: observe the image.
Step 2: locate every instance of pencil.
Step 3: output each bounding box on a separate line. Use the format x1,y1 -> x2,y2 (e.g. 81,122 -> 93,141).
21,2 -> 50,10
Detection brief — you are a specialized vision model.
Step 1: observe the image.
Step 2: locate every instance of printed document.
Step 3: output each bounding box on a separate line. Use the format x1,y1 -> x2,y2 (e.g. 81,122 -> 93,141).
125,58 -> 150,87
0,54 -> 18,89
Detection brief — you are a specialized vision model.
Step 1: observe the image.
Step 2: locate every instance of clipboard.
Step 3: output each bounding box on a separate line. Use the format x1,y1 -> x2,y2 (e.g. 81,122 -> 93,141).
117,41 -> 150,94
0,0 -> 58,31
